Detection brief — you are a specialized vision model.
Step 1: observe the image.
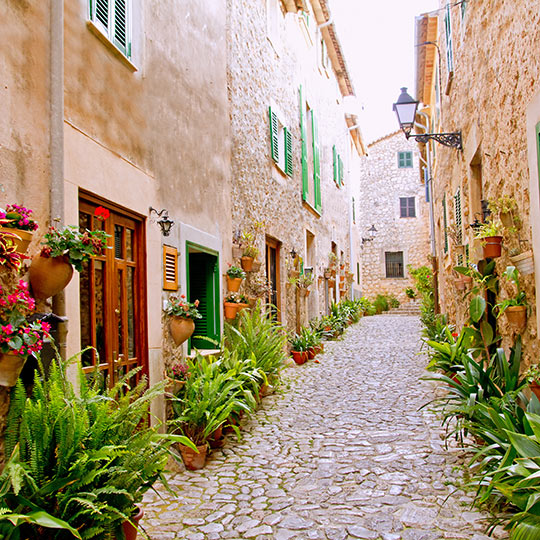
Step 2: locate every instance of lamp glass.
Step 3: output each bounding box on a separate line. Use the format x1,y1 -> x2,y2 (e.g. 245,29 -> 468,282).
368,225 -> 377,239
393,88 -> 419,134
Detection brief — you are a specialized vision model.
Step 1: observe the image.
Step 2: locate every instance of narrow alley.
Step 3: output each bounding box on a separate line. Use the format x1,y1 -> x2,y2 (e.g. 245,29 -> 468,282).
142,315 -> 506,540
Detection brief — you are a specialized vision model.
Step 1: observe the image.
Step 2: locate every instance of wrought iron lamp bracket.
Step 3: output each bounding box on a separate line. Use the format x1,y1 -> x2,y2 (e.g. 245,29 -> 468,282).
408,131 -> 463,150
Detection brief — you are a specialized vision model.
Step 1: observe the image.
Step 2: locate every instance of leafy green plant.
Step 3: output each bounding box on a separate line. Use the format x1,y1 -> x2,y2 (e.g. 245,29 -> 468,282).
164,295 -> 202,319
388,295 -> 400,309
289,333 -> 308,352
0,352 -> 194,540
358,296 -> 376,316
373,294 -> 389,314
226,264 -> 246,279
405,287 -> 416,299
495,266 -> 528,318
474,219 -> 503,239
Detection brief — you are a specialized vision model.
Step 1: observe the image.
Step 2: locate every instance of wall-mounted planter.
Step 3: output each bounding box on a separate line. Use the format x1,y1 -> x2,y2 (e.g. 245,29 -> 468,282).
224,302 -> 239,319
0,353 -> 26,387
169,317 -> 195,346
29,255 -> 74,299
240,256 -> 254,272
510,250 -> 534,275
0,227 -> 33,254
251,260 -> 262,272
232,245 -> 243,259
506,305 -> 527,330
226,276 -> 242,292
299,288 -> 310,297
482,236 -> 503,259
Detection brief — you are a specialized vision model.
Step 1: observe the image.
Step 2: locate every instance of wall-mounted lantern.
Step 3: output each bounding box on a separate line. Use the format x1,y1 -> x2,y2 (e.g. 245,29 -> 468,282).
149,207 -> 174,236
362,224 -> 377,244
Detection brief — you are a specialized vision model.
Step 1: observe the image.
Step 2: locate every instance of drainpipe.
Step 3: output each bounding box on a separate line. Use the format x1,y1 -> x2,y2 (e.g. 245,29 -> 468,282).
416,111 -> 440,314
318,15 -> 333,29
50,0 -> 67,357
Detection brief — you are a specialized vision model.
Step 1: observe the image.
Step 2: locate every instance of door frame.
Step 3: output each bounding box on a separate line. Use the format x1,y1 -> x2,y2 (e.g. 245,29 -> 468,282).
79,189 -> 149,382
265,236 -> 282,321
185,241 -> 220,353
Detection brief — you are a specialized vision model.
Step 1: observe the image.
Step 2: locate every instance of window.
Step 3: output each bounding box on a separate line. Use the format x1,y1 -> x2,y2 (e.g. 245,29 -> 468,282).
299,85 -> 321,213
398,151 -> 413,168
352,197 -> 356,223
163,246 -> 178,291
444,2 -> 454,76
333,146 -> 344,186
318,31 -> 329,73
400,197 -> 416,218
385,252 -> 404,278
89,0 -> 131,58
442,193 -> 449,254
269,106 -> 292,176
454,188 -> 463,244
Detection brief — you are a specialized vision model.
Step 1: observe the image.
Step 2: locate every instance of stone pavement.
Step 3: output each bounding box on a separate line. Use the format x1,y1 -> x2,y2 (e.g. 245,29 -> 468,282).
141,315 -> 508,540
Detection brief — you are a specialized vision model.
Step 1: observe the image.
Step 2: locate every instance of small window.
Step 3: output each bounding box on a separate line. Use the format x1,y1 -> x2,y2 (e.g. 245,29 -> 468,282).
385,252 -> 404,278
163,246 -> 178,291
318,32 -> 329,72
89,0 -> 131,59
269,106 -> 293,177
398,151 -> 413,168
400,197 -> 416,218
444,2 -> 454,75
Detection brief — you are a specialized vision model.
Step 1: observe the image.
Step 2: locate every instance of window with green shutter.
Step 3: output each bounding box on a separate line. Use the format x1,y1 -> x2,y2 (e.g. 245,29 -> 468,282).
269,106 -> 293,177
443,194 -> 449,254
444,3 -> 454,75
299,86 -> 309,202
89,0 -> 131,58
333,146 -> 344,187
352,197 -> 356,224
311,111 -> 322,213
454,188 -> 463,244
338,155 -> 344,186
398,151 -> 413,168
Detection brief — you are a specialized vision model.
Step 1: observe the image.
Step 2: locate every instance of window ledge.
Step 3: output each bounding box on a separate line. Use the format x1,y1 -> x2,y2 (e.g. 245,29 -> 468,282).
302,200 -> 321,217
87,20 -> 138,72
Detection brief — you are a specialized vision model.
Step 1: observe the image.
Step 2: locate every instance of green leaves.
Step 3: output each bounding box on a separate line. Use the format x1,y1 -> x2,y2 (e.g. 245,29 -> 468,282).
470,295 -> 486,323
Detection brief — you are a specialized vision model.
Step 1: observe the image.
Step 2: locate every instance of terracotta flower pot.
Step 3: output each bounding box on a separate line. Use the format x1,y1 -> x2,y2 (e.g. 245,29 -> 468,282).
232,246 -> 243,259
299,288 -> 310,297
169,317 -> 195,346
209,425 -> 225,449
510,250 -> 534,275
241,256 -> 254,271
328,279 -> 336,288
224,302 -> 239,319
307,347 -> 316,360
291,350 -> 307,365
529,381 -> 540,401
482,236 -> 502,259
226,276 -> 243,292
121,507 -> 144,540
0,353 -> 27,387
0,227 -> 33,254
251,260 -> 262,272
178,443 -> 208,470
237,302 -> 249,311
506,305 -> 527,329
29,254 -> 74,300
164,375 -> 186,394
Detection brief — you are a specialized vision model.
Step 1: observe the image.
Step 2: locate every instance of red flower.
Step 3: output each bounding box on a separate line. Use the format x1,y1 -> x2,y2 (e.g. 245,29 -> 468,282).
94,206 -> 110,221
452,332 -> 458,338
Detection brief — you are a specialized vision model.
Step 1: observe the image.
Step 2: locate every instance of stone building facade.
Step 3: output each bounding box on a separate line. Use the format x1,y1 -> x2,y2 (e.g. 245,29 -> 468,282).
358,132 -> 430,302
415,1 -> 540,362
227,0 -> 365,332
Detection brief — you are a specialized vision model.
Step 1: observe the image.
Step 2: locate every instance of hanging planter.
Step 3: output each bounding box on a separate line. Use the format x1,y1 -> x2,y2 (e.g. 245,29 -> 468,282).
482,236 -> 503,259
178,442 -> 208,470
510,250 -> 534,275
120,507 -> 144,540
0,353 -> 27,387
0,204 -> 39,254
240,256 -> 254,272
530,381 -> 540,401
226,276 -> 243,292
29,254 -> 74,299
224,302 -> 239,319
251,260 -> 262,272
169,317 -> 195,346
232,245 -> 243,259
328,279 -> 336,288
0,227 -> 33,254
505,305 -> 527,330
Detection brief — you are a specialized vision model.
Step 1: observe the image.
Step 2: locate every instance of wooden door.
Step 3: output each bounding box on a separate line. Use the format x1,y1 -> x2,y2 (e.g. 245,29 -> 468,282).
79,198 -> 148,386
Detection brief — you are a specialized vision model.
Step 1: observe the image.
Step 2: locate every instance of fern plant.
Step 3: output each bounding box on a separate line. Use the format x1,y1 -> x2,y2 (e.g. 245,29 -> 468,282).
0,352 -> 194,540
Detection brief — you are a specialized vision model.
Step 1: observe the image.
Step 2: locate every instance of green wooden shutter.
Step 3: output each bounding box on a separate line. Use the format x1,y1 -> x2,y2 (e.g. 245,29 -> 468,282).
312,111 -> 321,212
92,0 -> 110,31
443,193 -> 449,254
444,4 -> 454,74
113,0 -> 128,54
299,86 -> 308,201
269,106 -> 279,163
352,197 -> 356,223
338,155 -> 344,186
333,145 -> 337,183
284,127 -> 293,177
454,188 -> 462,244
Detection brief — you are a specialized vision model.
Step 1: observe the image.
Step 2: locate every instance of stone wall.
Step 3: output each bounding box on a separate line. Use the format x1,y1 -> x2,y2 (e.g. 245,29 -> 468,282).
358,132 -> 431,303
431,0 -> 540,364
227,0 -> 357,332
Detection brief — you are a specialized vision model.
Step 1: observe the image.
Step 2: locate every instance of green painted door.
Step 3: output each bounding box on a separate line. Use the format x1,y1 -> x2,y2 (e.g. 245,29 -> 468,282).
188,251 -> 220,350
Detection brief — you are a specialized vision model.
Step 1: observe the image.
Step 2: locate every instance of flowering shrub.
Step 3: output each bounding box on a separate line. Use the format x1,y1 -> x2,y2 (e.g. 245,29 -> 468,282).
164,295 -> 202,319
0,280 -> 50,356
0,204 -> 39,231
40,225 -> 110,272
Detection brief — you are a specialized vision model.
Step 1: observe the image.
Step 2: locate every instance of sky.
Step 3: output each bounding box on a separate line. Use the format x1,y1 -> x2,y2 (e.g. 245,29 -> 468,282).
330,0 -> 440,144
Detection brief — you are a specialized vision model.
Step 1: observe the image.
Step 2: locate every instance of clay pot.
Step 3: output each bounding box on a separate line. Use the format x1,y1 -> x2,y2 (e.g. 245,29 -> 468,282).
237,303 -> 249,312
314,344 -> 324,355
224,302 -> 239,319
307,347 -> 316,360
506,305 -> 527,330
29,255 -> 74,299
121,507 -> 144,540
226,276 -> 242,292
529,382 -> 540,401
240,256 -> 254,272
291,350 -> 308,365
232,245 -> 243,259
0,353 -> 26,387
169,317 -> 195,346
454,277 -> 466,291
299,288 -> 310,297
251,260 -> 262,272
328,279 -> 336,288
0,227 -> 33,254
209,425 -> 225,449
178,443 -> 208,470
510,250 -> 534,275
482,236 -> 502,259
164,375 -> 186,395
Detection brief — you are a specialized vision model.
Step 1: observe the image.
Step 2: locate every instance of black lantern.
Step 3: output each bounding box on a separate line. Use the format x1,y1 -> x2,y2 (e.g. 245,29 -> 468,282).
392,87 -> 463,150
149,207 -> 174,236
362,224 -> 377,244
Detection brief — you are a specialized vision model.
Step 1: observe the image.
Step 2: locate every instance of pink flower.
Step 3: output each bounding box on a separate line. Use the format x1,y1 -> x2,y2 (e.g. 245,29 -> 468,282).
1,325 -> 12,335
194,300 -> 200,307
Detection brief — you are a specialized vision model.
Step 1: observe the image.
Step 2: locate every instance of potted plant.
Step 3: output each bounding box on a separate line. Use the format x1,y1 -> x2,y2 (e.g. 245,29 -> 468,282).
224,292 -> 241,319
474,219 -> 503,259
0,204 -> 39,254
0,280 -> 51,387
29,224 -> 110,299
239,231 -> 259,271
495,265 -> 528,330
328,252 -> 338,276
524,364 -> 540,401
289,333 -> 308,365
165,295 -> 202,346
226,264 -> 246,292
405,287 -> 416,299
165,360 -> 189,394
509,247 -> 534,275
236,294 -> 250,311
0,231 -> 26,272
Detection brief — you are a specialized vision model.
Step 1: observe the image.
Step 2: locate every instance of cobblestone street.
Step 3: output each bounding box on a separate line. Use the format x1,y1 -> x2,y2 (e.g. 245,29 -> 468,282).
142,315 -> 507,540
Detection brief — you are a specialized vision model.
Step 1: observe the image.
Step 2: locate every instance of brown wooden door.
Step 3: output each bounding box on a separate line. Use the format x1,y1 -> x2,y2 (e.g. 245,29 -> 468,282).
79,198 -> 148,386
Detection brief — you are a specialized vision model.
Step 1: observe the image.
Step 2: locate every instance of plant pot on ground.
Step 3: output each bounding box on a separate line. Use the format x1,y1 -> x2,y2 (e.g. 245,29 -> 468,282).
177,442 -> 208,470
121,506 -> 144,540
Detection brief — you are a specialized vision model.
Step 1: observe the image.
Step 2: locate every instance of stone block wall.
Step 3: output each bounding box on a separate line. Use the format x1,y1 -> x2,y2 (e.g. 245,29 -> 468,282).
358,132 -> 431,303
431,0 -> 540,363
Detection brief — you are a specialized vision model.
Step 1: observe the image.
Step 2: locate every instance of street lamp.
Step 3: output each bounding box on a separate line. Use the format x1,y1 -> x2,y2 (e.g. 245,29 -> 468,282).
362,224 -> 377,244
392,87 -> 463,150
149,207 -> 175,236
